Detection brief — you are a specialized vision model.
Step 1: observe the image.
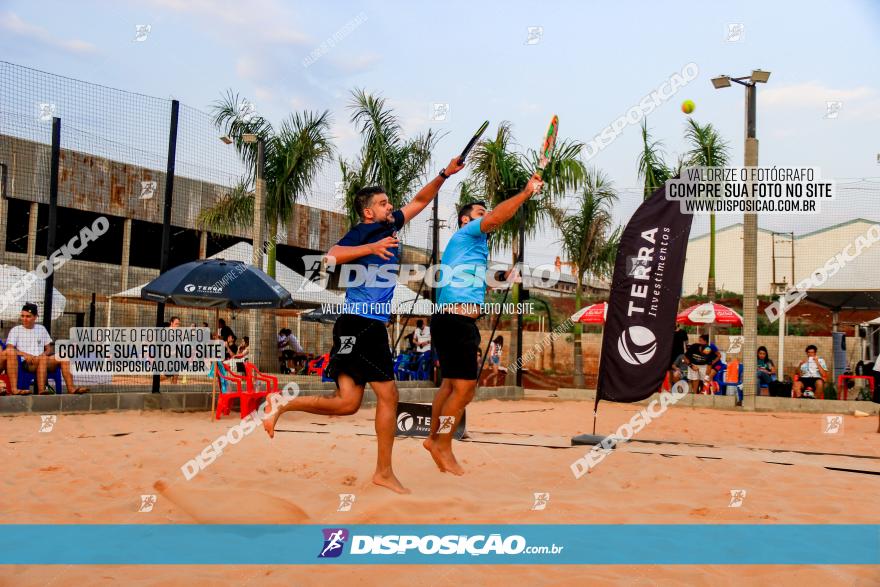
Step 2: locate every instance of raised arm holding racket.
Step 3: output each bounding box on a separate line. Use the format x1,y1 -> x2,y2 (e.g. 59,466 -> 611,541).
424,116 -> 555,476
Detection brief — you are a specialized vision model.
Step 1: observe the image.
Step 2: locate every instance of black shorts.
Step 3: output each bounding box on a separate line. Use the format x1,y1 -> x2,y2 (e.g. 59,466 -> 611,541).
799,377 -> 823,390
432,312 -> 481,380
325,314 -> 393,386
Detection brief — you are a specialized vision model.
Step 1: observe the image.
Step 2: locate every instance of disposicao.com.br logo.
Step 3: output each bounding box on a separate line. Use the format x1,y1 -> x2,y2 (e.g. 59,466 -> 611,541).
317,528 -> 564,558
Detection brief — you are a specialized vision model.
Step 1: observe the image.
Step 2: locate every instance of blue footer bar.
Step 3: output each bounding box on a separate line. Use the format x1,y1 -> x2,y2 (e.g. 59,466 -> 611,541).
1,525 -> 877,564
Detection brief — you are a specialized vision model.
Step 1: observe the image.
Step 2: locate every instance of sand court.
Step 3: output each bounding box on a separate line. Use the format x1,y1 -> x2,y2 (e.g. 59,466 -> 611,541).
2,399 -> 879,584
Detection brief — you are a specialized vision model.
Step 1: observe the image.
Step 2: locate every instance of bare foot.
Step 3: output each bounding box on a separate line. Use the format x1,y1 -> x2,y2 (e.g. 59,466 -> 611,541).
262,407 -> 281,439
422,438 -> 446,473
372,470 -> 411,494
436,447 -> 465,476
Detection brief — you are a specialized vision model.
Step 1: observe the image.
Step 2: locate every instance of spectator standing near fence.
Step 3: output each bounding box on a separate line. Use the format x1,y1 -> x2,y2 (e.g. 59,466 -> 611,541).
218,318 -> 234,343
413,319 -> 431,354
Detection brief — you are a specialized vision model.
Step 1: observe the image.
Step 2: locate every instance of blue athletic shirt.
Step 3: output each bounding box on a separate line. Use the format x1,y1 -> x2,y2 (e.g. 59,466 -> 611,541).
437,217 -> 489,305
335,209 -> 405,322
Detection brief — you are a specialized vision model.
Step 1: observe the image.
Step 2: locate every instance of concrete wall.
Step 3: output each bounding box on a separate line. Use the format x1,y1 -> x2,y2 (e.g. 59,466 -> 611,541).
1,134 -> 349,252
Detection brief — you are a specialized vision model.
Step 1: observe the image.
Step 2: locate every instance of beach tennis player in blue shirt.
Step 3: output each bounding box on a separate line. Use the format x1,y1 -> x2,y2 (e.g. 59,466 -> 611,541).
424,173 -> 543,476
264,157 -> 464,494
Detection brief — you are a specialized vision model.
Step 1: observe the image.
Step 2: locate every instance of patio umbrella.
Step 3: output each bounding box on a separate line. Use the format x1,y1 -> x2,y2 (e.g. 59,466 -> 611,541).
301,306 -> 340,324
570,302 -> 607,324
0,264 -> 66,320
676,302 -> 743,327
140,259 -> 294,309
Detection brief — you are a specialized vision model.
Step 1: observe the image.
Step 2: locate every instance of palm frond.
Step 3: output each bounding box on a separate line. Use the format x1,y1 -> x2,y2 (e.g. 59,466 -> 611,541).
196,181 -> 254,234
684,118 -> 730,167
554,167 -> 620,283
339,89 -> 439,226
211,90 -> 274,185
268,109 -> 335,224
638,121 -> 673,200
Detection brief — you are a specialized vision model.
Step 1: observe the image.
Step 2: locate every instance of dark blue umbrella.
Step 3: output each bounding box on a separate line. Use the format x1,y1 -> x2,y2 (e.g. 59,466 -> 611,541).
301,306 -> 340,324
140,259 -> 293,309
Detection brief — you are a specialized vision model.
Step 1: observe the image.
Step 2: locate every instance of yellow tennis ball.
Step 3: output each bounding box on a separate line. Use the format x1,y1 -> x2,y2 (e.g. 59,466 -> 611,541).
681,100 -> 695,114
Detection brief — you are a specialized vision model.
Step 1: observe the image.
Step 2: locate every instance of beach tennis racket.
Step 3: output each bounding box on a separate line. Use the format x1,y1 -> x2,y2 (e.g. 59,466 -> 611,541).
536,114 -> 559,177
458,120 -> 490,164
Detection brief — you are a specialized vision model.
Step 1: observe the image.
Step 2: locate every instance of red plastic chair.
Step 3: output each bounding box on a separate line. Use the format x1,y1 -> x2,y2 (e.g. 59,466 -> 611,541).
307,354 -> 329,377
240,362 -> 278,417
211,361 -> 247,420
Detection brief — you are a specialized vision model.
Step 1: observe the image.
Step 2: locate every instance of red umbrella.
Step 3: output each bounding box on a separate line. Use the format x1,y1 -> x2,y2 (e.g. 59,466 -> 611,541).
571,302 -> 607,324
676,302 -> 743,326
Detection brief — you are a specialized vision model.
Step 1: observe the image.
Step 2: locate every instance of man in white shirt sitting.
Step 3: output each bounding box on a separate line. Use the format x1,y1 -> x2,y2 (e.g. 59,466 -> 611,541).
4,303 -> 85,395
413,319 -> 431,354
792,344 -> 828,399
285,328 -> 308,372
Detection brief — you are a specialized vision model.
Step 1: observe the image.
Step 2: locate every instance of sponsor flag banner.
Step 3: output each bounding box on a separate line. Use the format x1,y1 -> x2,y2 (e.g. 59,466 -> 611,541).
395,402 -> 466,439
597,181 -> 693,402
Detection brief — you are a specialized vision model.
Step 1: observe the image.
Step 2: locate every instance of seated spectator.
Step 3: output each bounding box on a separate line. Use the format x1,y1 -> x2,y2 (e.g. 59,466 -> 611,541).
756,346 -> 776,391
684,334 -> 719,394
403,331 -> 417,353
285,328 -> 308,372
218,318 -> 235,342
234,336 -> 250,360
488,335 -> 504,385
5,303 -> 87,394
670,353 -> 688,384
278,328 -> 292,372
792,344 -> 828,399
225,334 -> 238,360
413,319 -> 431,354
0,347 -> 6,394
233,336 -> 250,373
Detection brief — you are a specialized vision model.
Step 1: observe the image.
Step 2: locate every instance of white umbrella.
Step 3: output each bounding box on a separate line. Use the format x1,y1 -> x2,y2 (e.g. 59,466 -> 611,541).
0,264 -> 66,320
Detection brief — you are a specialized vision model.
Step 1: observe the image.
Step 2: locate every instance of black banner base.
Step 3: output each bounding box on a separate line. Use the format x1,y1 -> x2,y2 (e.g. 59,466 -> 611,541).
571,434 -> 609,446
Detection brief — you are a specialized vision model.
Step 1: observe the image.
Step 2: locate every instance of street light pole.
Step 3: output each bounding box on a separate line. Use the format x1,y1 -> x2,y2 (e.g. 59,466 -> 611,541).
712,70 -> 770,410
743,82 -> 759,411
249,137 -> 273,373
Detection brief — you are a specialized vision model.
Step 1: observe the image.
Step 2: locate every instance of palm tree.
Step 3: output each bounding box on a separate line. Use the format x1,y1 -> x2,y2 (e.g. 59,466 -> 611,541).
684,118 -> 729,301
458,122 -> 586,384
198,90 -> 335,278
637,121 -> 673,201
338,89 -> 439,227
552,169 -> 621,388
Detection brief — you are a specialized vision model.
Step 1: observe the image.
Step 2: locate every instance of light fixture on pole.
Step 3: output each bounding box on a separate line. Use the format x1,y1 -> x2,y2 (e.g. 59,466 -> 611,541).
711,75 -> 731,89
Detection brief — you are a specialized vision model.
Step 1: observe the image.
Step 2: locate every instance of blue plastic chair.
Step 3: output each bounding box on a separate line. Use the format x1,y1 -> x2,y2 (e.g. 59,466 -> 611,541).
413,352 -> 433,381
1,339 -> 63,394
393,353 -> 412,381
16,356 -> 64,394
